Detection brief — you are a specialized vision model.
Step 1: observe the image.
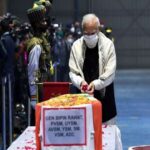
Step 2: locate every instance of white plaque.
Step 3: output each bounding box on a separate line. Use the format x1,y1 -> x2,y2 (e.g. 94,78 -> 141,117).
42,107 -> 87,146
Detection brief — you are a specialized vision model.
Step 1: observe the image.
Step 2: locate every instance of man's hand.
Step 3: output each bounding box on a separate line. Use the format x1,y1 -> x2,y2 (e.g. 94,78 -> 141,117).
87,82 -> 95,95
80,81 -> 88,93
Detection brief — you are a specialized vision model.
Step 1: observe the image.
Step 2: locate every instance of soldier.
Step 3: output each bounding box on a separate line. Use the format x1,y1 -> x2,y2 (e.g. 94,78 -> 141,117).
27,2 -> 53,124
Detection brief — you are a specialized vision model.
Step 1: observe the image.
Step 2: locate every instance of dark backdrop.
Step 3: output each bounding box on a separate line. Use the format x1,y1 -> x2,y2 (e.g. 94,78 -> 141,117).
4,0 -> 150,69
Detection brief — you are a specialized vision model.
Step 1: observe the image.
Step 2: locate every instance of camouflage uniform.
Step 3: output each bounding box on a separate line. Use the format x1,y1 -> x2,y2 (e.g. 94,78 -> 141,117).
27,2 -> 53,106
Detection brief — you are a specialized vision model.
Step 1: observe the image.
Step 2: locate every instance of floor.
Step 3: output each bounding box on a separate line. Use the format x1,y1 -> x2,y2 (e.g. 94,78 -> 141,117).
115,69 -> 150,150
1,69 -> 150,150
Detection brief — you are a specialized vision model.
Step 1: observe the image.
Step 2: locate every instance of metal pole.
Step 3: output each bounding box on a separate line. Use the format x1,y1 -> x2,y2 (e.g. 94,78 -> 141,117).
28,97 -> 31,126
54,66 -> 57,81
8,74 -> 13,144
88,0 -> 93,13
74,0 -> 79,21
2,76 -> 6,150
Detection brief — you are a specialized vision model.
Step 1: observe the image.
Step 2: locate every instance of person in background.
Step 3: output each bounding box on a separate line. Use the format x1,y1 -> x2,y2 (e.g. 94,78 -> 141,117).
53,30 -> 74,82
0,15 -> 16,148
74,21 -> 82,40
69,13 -> 117,124
64,32 -> 74,81
103,26 -> 115,43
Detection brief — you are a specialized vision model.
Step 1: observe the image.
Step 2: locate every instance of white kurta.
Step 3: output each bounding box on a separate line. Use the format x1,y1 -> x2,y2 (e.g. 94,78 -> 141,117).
28,44 -> 41,96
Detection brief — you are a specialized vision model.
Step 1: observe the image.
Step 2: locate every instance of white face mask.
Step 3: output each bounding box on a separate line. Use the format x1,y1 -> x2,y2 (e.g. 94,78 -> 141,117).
70,27 -> 75,33
83,33 -> 98,48
67,38 -> 74,44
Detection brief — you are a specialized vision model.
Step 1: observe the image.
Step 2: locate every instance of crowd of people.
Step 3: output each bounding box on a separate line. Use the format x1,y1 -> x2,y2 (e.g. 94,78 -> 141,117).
0,1 -> 115,149
0,12 -> 82,147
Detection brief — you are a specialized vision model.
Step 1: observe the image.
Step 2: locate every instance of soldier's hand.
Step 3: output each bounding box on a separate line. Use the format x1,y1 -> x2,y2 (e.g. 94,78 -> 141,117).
49,61 -> 54,75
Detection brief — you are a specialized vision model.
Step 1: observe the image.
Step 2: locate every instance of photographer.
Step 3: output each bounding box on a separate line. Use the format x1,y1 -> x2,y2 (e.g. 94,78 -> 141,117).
13,22 -> 32,132
0,15 -> 16,148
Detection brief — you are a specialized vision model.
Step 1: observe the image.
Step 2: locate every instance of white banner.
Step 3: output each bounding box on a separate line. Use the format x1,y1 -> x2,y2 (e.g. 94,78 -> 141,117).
42,107 -> 87,146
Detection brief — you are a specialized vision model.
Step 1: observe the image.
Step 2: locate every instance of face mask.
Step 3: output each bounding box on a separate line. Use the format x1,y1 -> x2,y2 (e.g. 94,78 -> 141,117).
67,38 -> 74,44
70,27 -> 75,33
83,33 -> 98,48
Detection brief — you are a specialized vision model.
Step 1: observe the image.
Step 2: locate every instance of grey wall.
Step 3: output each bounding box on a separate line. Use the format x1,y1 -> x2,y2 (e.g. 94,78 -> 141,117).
7,0 -> 34,21
0,0 -> 7,15
94,0 -> 150,69
51,0 -> 89,23
6,0 -> 150,69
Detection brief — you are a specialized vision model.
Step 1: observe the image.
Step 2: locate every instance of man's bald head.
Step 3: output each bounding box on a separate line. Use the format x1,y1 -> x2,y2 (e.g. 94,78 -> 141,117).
81,13 -> 100,31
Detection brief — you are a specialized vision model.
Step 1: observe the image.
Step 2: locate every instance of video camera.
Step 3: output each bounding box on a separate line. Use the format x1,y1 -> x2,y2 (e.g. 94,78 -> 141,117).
0,13 -> 32,42
11,22 -> 32,41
